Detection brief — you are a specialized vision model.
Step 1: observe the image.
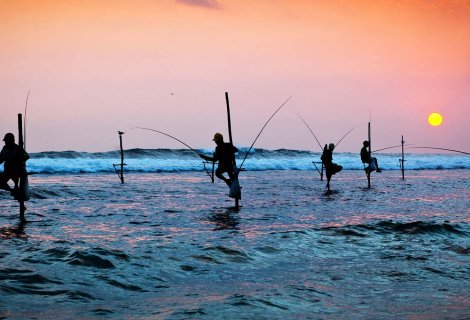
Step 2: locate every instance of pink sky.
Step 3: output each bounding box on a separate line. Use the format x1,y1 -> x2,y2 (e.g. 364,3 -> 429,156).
1,0 -> 469,153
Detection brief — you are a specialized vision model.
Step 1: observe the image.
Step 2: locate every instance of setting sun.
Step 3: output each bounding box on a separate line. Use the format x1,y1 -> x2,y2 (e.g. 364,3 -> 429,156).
428,112 -> 443,127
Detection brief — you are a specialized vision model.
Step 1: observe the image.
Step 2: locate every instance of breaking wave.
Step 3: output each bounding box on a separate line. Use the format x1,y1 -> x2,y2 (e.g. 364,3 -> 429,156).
26,148 -> 470,174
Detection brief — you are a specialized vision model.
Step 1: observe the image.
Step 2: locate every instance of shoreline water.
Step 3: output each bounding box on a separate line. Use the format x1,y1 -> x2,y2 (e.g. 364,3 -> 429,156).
1,169 -> 469,319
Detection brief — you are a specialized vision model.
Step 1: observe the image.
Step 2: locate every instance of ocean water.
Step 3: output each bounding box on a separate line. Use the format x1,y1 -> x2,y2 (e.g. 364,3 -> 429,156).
1,151 -> 470,319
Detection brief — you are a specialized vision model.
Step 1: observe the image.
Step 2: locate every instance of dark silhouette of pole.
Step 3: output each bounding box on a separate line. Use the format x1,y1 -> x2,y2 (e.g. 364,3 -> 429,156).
225,92 -> 239,209
312,161 -> 324,180
367,122 -> 371,188
113,131 -> 126,183
211,162 -> 215,183
18,114 -> 26,221
400,135 -> 405,179
225,92 -> 234,147
119,131 -> 124,183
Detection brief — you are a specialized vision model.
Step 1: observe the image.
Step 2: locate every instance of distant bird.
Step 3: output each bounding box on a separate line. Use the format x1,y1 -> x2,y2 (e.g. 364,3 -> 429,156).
170,92 -> 174,95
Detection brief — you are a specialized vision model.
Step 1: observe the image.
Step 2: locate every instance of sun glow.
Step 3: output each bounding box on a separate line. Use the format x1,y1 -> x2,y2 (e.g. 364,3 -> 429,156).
428,112 -> 443,127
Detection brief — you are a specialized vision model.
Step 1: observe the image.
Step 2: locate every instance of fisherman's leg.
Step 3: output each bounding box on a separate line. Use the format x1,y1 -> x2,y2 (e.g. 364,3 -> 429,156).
324,166 -> 331,188
12,177 -> 20,198
11,177 -> 26,221
19,200 -> 26,222
0,172 -> 13,192
368,159 -> 377,172
227,169 -> 236,184
325,173 -> 332,189
333,163 -> 342,174
221,165 -> 237,187
373,158 -> 382,172
216,168 -> 232,187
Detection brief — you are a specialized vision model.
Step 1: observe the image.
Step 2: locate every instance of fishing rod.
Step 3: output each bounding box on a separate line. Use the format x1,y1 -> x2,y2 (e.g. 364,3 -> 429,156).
335,126 -> 355,148
239,96 -> 292,169
373,144 -> 414,153
24,90 -> 30,150
295,113 -> 323,151
409,146 -> 470,156
133,127 -> 202,157
134,127 -> 222,180
296,112 -> 354,150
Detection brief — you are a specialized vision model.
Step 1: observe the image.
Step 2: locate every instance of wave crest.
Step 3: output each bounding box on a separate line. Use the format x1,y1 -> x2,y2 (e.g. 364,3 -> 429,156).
25,148 -> 470,174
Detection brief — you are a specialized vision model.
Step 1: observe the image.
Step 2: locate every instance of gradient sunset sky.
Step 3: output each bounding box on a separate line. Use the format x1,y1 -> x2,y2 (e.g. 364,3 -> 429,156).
1,0 -> 469,153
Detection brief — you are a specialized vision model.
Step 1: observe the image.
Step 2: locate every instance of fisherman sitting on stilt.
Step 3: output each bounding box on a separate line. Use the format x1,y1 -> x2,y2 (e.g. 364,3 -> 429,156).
200,133 -> 239,187
360,141 -> 382,174
321,143 -> 342,190
0,133 -> 29,199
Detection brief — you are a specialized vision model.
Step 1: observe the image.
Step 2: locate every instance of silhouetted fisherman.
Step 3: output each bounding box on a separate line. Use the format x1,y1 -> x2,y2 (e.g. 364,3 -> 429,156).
200,133 -> 238,187
321,143 -> 342,190
360,140 -> 382,174
0,133 -> 29,198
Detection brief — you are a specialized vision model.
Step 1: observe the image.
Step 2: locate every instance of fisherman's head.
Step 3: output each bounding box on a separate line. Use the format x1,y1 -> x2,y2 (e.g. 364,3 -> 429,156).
3,133 -> 15,146
212,132 -> 224,145
329,143 -> 335,150
363,140 -> 370,147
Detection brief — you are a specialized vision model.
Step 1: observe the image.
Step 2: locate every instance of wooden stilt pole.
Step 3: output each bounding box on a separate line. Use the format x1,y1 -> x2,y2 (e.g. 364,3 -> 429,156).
321,162 -> 324,181
113,131 -> 126,183
367,122 -> 371,188
312,161 -> 323,180
119,131 -> 124,183
211,162 -> 215,183
225,92 -> 239,209
18,114 -> 26,221
400,135 -> 405,180
225,92 -> 234,148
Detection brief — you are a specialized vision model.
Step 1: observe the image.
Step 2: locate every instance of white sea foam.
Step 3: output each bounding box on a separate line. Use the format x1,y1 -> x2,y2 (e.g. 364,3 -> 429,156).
25,149 -> 470,174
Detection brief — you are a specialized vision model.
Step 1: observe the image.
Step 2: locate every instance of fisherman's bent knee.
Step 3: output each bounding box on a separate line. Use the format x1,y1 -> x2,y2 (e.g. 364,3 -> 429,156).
0,172 -> 11,183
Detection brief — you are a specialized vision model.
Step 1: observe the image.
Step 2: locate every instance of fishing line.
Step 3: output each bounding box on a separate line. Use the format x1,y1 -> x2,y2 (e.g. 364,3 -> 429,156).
133,127 -> 202,157
294,113 -> 323,151
239,96 -> 292,169
335,126 -> 355,148
373,144 -> 414,153
409,146 -> 470,155
295,112 -> 354,150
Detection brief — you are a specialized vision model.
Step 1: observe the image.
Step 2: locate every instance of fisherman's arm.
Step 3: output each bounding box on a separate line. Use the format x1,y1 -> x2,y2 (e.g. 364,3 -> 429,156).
23,149 -> 30,162
208,147 -> 221,162
0,149 -> 4,165
199,153 -> 216,162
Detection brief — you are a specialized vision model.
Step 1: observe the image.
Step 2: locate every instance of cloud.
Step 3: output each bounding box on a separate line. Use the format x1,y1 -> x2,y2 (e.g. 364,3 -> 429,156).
176,0 -> 223,10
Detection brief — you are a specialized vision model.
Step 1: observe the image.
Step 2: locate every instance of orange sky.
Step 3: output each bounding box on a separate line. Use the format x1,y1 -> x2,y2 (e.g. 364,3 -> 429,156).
1,0 -> 469,152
